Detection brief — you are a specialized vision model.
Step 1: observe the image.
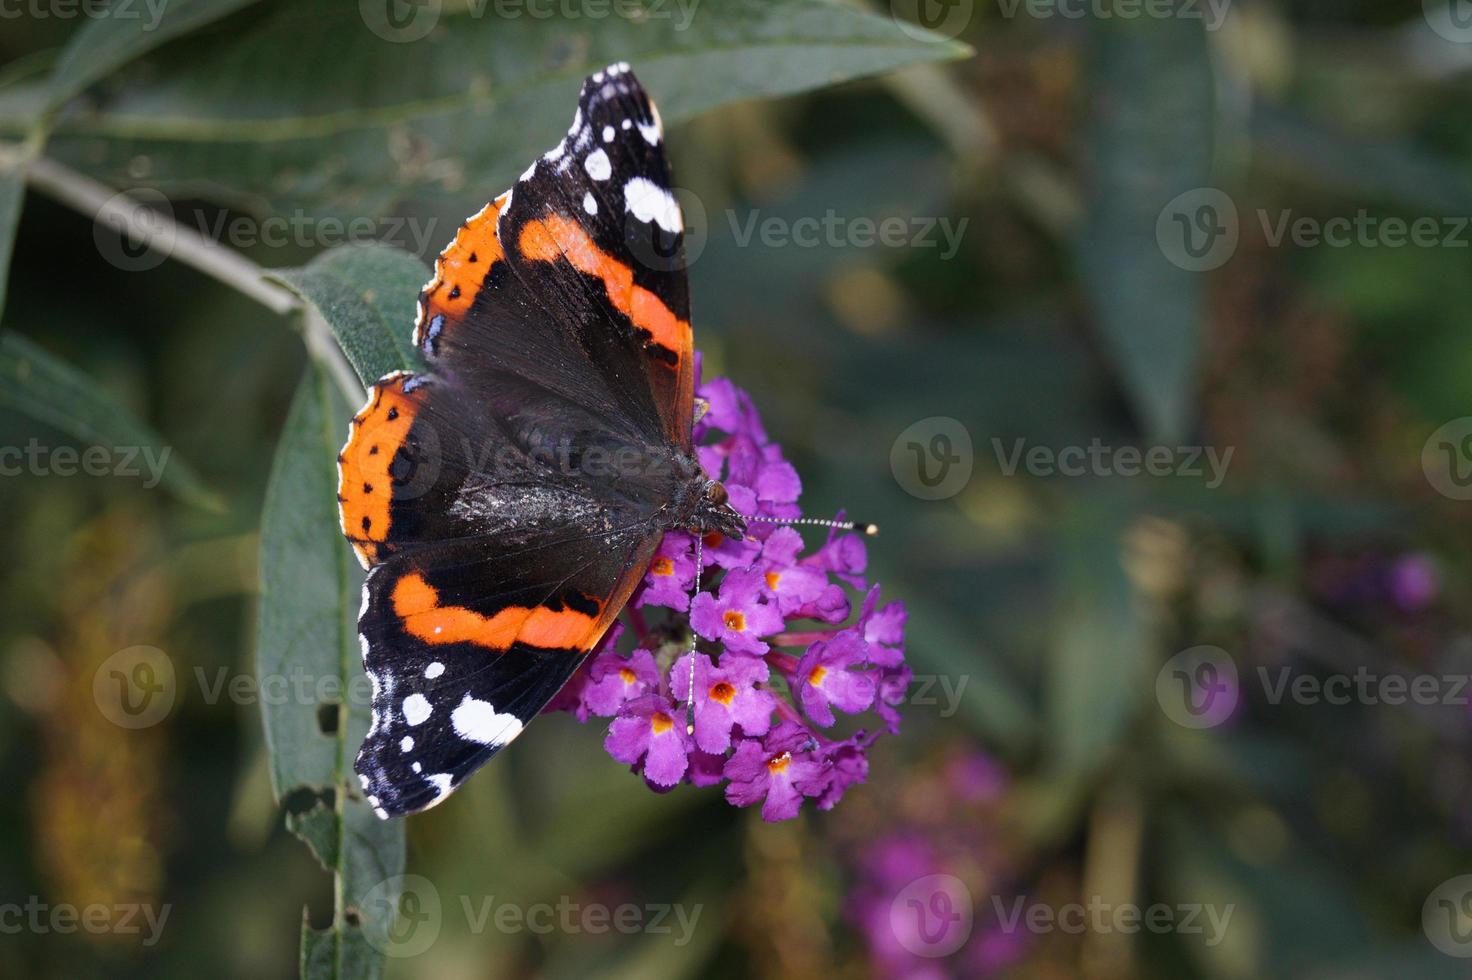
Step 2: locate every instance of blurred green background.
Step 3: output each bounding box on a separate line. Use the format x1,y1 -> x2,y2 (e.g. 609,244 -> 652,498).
4,0 -> 1472,977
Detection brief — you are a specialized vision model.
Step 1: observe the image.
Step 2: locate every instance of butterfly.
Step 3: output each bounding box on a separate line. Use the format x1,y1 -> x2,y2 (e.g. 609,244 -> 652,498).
338,62 -> 746,818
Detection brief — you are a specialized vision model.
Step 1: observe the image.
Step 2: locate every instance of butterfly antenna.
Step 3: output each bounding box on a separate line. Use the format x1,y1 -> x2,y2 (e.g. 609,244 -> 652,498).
734,514 -> 880,536
685,531 -> 703,736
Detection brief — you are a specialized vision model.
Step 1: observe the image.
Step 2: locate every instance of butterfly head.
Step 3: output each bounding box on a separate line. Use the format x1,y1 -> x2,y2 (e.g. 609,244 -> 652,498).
693,479 -> 746,541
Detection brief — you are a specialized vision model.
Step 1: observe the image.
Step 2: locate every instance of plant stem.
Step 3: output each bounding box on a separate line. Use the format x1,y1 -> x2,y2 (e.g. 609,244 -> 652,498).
22,155 -> 362,401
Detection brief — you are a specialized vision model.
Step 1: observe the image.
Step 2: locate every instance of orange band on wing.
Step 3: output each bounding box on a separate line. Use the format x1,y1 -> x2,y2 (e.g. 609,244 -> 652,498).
517,214 -> 687,359
415,193 -> 509,337
391,572 -> 601,651
338,373 -> 423,569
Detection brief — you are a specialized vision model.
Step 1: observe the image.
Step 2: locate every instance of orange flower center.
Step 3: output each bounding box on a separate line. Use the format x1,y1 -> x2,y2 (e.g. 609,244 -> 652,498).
765,571 -> 782,590
808,665 -> 828,686
618,667 -> 637,685
767,752 -> 792,774
709,681 -> 736,705
650,711 -> 674,734
723,610 -> 746,632
650,556 -> 674,576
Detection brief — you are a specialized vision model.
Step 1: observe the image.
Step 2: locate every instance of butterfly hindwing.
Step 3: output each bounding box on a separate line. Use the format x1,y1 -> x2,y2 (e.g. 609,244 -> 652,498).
355,531 -> 657,817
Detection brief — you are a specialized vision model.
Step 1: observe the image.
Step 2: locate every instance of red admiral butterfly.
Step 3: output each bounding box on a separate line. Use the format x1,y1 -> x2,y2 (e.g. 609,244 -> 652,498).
338,63 -> 749,818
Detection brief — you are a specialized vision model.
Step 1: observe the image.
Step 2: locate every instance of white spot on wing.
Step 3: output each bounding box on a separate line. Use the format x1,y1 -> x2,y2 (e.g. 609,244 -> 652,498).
602,125 -> 615,143
637,119 -> 661,146
451,695 -> 524,746
411,762 -> 422,773
584,149 -> 612,181
624,177 -> 682,233
583,192 -> 597,215
400,735 -> 414,752
424,661 -> 445,679
403,693 -> 432,726
426,773 -> 452,798
544,141 -> 565,162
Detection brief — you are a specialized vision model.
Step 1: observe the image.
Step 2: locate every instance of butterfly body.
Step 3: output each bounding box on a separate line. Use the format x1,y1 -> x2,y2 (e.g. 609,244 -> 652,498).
337,63 -> 742,818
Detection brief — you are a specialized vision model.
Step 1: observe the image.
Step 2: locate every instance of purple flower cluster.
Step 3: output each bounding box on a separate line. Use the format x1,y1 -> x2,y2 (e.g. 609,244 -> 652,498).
545,365 -> 909,821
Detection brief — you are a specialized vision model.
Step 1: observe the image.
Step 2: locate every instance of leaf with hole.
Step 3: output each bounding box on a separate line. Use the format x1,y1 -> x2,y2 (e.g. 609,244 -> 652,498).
257,363 -> 404,979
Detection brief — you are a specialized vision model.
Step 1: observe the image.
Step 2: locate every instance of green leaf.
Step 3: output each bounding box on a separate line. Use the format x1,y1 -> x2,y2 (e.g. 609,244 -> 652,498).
0,139 -> 35,325
38,0 -> 967,217
1076,16 -> 1215,443
1043,499 -> 1148,783
0,330 -> 222,510
257,363 -> 404,979
43,0 -> 263,114
271,242 -> 427,387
